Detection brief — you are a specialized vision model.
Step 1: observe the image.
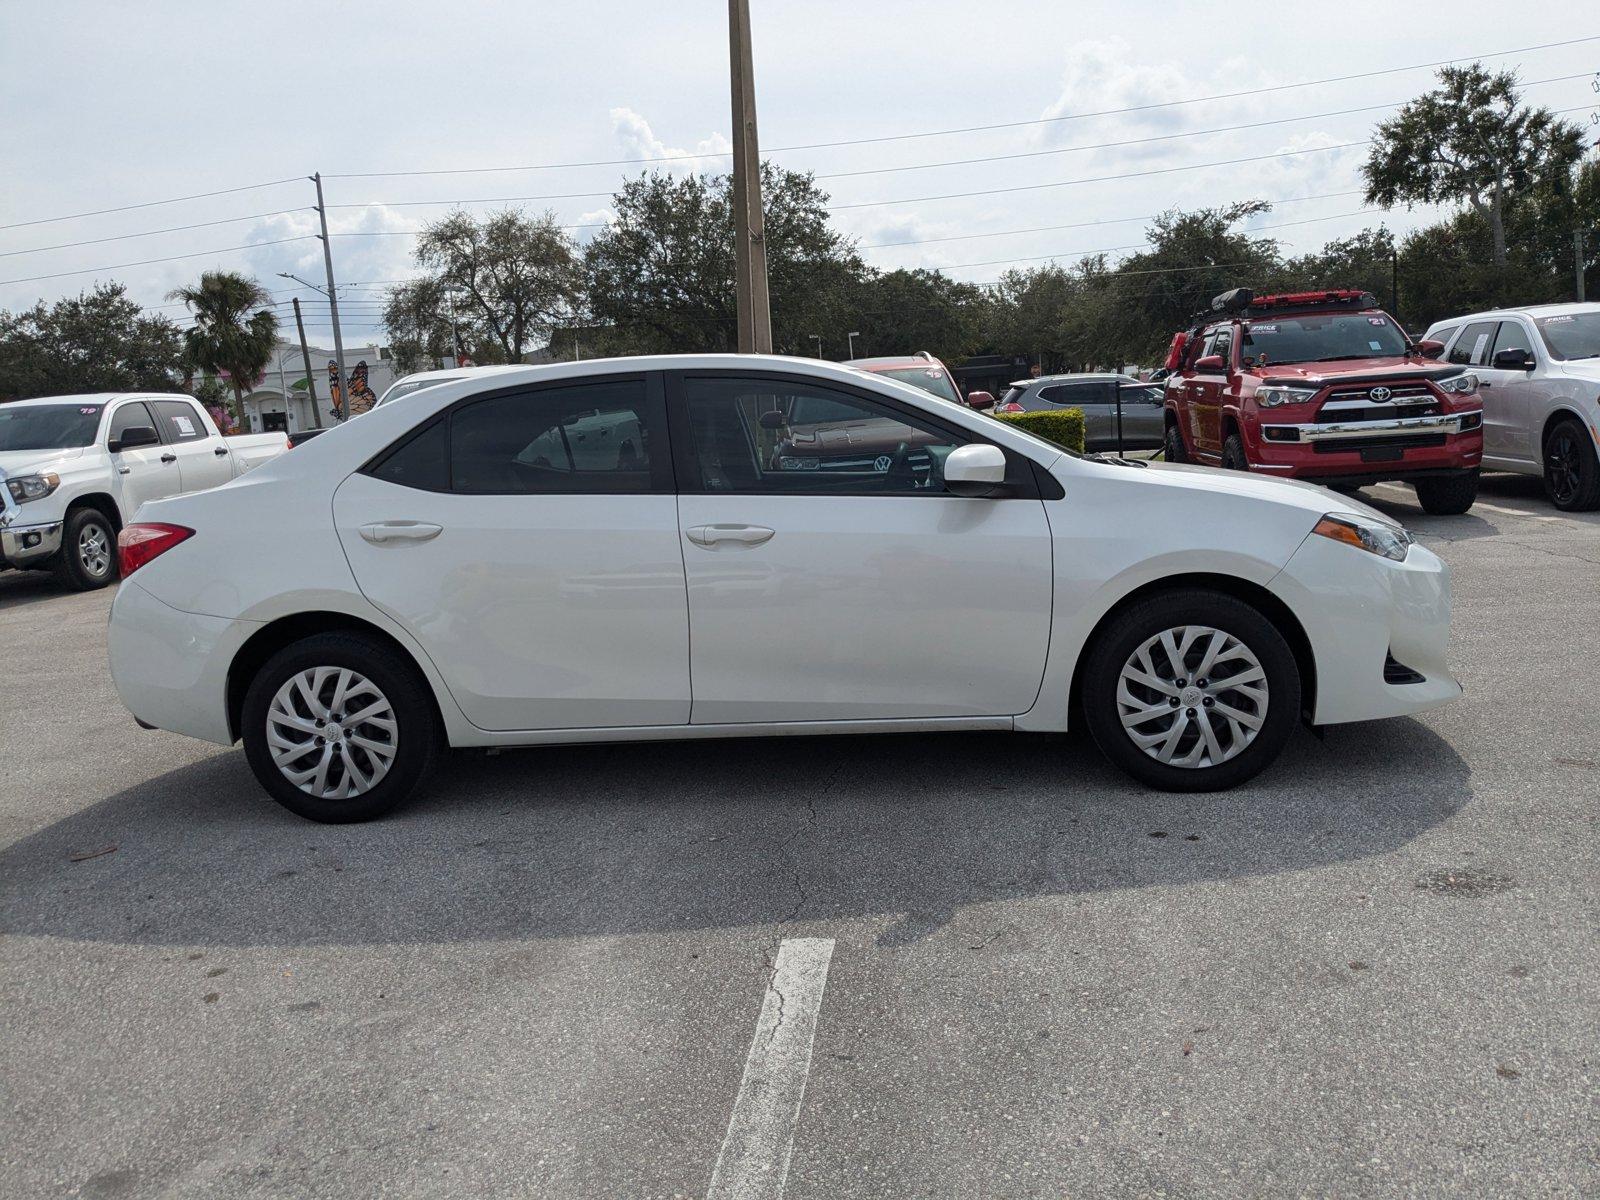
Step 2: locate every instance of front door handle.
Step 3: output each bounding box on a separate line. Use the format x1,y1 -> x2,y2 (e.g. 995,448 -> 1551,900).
214,446 -> 230,456
160,453 -> 177,464
686,524 -> 775,547
360,521 -> 444,545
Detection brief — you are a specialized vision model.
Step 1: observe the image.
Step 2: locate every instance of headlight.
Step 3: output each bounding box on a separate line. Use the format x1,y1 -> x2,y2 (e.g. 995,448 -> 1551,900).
1312,513 -> 1413,562
1255,385 -> 1318,408
1438,372 -> 1479,394
5,472 -> 60,504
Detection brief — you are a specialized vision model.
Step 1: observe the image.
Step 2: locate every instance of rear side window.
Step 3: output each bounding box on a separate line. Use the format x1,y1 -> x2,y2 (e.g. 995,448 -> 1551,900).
1448,321 -> 1497,365
152,400 -> 206,442
370,419 -> 450,491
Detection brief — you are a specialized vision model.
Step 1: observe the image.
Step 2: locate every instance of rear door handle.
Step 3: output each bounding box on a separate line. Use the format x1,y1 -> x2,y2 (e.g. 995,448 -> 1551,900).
686,524 -> 775,547
214,446 -> 229,456
360,521 -> 443,545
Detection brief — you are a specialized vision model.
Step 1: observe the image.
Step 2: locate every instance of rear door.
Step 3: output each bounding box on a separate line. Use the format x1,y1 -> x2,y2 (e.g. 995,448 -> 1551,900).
151,399 -> 234,492
105,401 -> 179,515
333,374 -> 690,731
668,370 -> 1054,724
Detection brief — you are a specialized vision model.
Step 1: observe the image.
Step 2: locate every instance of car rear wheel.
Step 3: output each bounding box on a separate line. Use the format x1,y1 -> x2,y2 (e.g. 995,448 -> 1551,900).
1220,433 -> 1249,471
1543,419 -> 1600,512
242,632 -> 439,822
1414,469 -> 1479,516
54,506 -> 117,591
1082,589 -> 1301,792
1163,421 -> 1188,464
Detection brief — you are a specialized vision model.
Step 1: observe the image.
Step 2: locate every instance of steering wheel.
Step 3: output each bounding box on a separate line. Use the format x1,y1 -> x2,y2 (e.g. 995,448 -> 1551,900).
885,441 -> 916,489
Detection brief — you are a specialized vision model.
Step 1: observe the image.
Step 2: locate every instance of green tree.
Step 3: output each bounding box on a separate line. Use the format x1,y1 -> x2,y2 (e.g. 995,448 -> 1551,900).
844,269 -> 985,365
381,277 -> 494,375
411,209 -> 580,362
583,164 -> 864,355
1363,64 -> 1585,271
0,283 -> 183,400
166,271 -> 278,426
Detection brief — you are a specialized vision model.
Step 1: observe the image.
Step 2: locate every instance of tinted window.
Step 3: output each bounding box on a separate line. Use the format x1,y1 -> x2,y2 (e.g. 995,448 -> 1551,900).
1121,383 -> 1163,406
681,377 -> 969,495
109,402 -> 158,444
1207,328 -> 1233,367
152,400 -> 206,442
369,418 -> 450,492
872,365 -> 961,404
1490,320 -> 1535,362
0,404 -> 105,451
1533,311 -> 1600,360
1448,321 -> 1498,366
450,379 -> 661,495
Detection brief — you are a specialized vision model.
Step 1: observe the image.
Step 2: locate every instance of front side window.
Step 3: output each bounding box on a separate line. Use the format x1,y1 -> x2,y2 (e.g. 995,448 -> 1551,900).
1490,321 -> 1536,363
0,403 -> 103,451
152,400 -> 205,442
1206,329 -> 1233,368
451,379 -> 663,495
107,402 -> 158,445
681,376 -> 971,495
1532,311 -> 1600,361
1447,321 -> 1498,366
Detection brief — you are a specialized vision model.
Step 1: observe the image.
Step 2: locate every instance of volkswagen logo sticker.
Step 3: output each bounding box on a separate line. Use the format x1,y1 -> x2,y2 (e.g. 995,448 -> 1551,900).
1369,386 -> 1392,403
873,455 -> 893,472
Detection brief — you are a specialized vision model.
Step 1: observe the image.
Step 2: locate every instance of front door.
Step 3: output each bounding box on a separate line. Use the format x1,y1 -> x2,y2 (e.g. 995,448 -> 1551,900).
333,375 -> 690,732
1475,319 -> 1543,467
668,372 -> 1055,725
106,401 -> 179,517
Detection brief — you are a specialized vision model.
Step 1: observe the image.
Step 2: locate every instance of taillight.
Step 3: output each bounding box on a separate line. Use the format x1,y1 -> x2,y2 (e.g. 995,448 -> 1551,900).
117,523 -> 194,576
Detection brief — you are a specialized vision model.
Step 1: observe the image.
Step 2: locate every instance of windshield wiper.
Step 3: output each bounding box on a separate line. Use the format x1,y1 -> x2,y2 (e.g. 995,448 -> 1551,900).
1084,452 -> 1147,468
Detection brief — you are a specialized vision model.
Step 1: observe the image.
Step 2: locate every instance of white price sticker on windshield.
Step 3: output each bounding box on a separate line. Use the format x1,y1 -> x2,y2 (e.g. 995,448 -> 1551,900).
174,415 -> 195,436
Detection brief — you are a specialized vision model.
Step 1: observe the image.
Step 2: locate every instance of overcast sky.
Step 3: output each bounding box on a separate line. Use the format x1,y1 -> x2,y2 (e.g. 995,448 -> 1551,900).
2,1 -> 1596,345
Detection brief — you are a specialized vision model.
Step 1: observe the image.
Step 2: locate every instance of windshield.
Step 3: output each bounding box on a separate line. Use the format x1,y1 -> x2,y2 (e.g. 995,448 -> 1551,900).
874,366 -> 962,404
377,376 -> 462,406
0,403 -> 104,451
1532,312 -> 1600,361
1239,312 -> 1410,366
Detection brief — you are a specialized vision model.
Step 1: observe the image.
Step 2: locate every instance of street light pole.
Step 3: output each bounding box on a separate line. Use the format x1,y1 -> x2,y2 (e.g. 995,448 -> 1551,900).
848,331 -> 861,358
311,172 -> 349,420
727,0 -> 772,353
811,334 -> 822,358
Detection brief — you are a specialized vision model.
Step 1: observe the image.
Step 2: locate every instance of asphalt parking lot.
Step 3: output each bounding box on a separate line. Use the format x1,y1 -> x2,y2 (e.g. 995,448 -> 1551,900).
2,472 -> 1597,1198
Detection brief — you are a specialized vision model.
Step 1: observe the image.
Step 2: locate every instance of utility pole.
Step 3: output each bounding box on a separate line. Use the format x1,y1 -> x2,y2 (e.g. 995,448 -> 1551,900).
311,172 -> 349,420
292,298 -> 322,429
728,0 -> 772,353
811,334 -> 822,358
1578,228 -> 1588,303
847,330 -> 860,358
1391,249 -> 1400,325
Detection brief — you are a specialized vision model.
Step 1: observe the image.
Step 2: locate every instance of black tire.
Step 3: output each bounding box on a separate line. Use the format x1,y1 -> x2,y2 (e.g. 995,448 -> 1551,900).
1081,589 -> 1301,793
1220,432 -> 1249,471
1543,418 -> 1600,512
241,632 -> 440,822
1329,482 -> 1364,495
53,506 -> 117,591
1414,469 -> 1479,516
1163,420 -> 1189,464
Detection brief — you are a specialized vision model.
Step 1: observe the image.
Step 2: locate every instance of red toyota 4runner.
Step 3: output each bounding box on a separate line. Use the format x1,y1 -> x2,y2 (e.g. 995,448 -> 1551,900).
1162,289 -> 1485,514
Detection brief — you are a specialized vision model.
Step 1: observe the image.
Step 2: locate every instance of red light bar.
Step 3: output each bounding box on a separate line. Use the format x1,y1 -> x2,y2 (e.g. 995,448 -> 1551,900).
1248,290 -> 1375,309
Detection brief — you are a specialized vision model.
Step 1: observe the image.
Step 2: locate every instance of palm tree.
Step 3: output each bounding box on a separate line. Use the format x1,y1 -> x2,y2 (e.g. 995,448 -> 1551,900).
167,271 -> 279,428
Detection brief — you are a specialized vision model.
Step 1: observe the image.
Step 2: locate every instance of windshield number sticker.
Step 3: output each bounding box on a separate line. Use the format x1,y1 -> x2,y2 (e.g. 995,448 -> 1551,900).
1367,317 -> 1386,326
80,407 -> 99,415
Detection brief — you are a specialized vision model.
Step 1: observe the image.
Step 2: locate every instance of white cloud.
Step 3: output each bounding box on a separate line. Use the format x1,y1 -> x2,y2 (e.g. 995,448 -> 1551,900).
608,107 -> 731,175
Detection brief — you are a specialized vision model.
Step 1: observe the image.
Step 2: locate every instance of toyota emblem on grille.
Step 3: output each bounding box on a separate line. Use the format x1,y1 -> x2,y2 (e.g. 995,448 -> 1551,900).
1369,386 -> 1393,403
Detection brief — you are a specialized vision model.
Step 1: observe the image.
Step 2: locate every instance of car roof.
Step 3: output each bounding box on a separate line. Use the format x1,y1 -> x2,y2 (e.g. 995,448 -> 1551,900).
389,365 -> 524,384
1427,301 -> 1600,327
845,355 -> 945,370
1009,373 -> 1134,387
0,392 -> 193,408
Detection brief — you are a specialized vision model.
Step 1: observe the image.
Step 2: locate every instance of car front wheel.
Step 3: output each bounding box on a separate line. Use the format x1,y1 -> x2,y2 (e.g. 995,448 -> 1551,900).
241,632 -> 439,822
1414,469 -> 1479,516
1082,589 -> 1301,792
1543,418 -> 1600,511
55,506 -> 117,591
1163,420 -> 1188,464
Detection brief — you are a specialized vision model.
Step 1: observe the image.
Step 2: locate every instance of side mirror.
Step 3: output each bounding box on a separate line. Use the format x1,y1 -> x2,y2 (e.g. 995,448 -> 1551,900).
109,425 -> 160,452
1492,347 -> 1534,371
965,390 -> 995,411
943,443 -> 1007,498
1194,354 -> 1226,372
1414,339 -> 1445,360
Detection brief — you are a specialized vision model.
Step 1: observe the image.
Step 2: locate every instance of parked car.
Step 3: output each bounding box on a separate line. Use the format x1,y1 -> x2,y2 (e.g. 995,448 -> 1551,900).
107,355 -> 1461,822
995,373 -> 1166,451
846,352 -> 994,411
1421,302 -> 1600,511
1162,289 -> 1486,514
0,393 -> 287,590
374,365 -> 526,410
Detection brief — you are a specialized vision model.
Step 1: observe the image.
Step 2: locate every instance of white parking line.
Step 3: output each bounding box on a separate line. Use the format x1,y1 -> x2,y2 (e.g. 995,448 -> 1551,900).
707,937 -> 836,1200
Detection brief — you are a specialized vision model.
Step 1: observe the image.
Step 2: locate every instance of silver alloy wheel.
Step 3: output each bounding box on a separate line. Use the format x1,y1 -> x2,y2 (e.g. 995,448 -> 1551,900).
267,667 -> 399,799
1115,625 -> 1268,769
78,523 -> 111,577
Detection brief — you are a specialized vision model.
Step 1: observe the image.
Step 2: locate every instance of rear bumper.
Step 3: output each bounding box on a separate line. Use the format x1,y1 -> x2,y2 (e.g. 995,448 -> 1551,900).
1269,535 -> 1462,725
108,579 -> 259,745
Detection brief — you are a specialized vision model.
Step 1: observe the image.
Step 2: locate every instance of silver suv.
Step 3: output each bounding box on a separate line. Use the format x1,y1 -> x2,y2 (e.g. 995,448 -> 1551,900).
996,373 -> 1166,452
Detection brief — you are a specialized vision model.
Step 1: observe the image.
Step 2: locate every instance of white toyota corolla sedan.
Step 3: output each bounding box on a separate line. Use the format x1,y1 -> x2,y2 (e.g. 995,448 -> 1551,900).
107,355 -> 1462,822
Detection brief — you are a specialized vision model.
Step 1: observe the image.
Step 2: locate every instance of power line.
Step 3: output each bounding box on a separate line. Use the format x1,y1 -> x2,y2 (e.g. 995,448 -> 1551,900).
0,178 -> 305,233
0,209 -> 315,259
0,236 -> 318,286
317,36 -> 1600,178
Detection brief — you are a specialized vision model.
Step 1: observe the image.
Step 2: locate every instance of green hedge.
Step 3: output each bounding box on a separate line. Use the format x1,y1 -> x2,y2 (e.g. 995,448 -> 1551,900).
996,408 -> 1086,454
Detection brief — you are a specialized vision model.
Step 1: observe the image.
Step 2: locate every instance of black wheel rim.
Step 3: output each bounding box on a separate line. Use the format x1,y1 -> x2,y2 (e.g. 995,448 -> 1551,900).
1546,430 -> 1580,505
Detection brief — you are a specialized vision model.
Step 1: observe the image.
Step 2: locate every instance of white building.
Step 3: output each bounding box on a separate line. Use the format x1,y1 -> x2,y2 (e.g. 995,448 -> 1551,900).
238,341 -> 401,433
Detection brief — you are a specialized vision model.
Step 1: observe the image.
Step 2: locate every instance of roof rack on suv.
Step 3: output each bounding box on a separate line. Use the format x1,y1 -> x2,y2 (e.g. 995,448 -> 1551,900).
1245,290 -> 1377,312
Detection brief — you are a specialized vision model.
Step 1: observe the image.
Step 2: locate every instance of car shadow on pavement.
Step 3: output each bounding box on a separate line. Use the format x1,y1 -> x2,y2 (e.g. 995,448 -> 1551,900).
0,719 -> 1469,949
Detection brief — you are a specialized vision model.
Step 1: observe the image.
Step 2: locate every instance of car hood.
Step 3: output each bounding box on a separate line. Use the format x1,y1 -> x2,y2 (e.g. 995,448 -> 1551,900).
0,447 -> 85,477
1135,459 -> 1395,525
1554,359 -> 1600,382
1253,357 -> 1461,386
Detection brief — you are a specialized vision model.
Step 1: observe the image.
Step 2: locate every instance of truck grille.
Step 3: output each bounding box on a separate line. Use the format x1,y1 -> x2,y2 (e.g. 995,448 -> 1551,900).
1312,433 -> 1447,454
1315,384 -> 1438,424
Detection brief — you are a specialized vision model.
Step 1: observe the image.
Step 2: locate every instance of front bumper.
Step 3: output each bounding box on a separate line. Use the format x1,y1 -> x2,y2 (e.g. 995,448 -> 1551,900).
1262,412 -> 1471,444
0,517 -> 64,568
1245,411 -> 1482,481
1269,533 -> 1462,726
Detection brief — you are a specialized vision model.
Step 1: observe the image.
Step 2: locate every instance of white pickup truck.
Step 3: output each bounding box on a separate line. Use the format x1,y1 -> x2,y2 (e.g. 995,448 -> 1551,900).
0,392 -> 288,590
